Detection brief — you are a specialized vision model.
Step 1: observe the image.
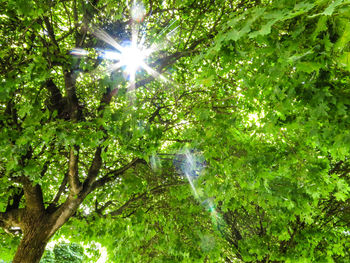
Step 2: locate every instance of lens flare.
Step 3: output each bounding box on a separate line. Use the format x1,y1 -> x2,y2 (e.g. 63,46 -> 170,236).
131,2 -> 146,22
176,150 -> 223,232
101,50 -> 121,60
150,154 -> 161,171
70,48 -> 89,56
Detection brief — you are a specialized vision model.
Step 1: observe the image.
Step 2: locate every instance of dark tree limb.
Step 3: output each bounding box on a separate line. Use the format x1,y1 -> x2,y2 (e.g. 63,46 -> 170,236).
13,176 -> 45,213
99,87 -> 119,111
95,200 -> 115,215
68,147 -> 82,197
0,220 -> 22,236
48,172 -> 68,210
45,79 -> 65,115
64,70 -> 81,121
89,158 -> 143,192
0,209 -> 25,229
109,181 -> 185,217
47,197 -> 82,240
92,181 -> 184,218
82,147 -> 103,194
6,189 -> 24,212
43,16 -> 59,48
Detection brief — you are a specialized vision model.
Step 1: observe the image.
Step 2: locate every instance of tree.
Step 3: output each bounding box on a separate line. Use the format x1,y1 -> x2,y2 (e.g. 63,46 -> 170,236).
1,0 -> 350,262
40,242 -> 85,263
0,0 -> 233,261
191,0 -> 350,261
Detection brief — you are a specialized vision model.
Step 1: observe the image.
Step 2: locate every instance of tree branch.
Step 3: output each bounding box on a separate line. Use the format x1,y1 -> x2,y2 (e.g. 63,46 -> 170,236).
0,209 -> 25,229
135,48 -> 201,89
13,176 -> 45,212
64,70 -> 81,120
98,87 -> 119,112
89,158 -> 143,192
6,189 -> 24,212
45,79 -> 65,115
68,147 -> 82,196
109,181 -> 184,217
43,16 -> 59,48
95,200 -> 115,215
48,172 -> 68,211
81,147 -> 103,194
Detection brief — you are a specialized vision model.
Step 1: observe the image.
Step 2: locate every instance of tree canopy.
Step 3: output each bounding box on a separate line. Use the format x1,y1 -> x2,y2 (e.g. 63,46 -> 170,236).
0,0 -> 350,262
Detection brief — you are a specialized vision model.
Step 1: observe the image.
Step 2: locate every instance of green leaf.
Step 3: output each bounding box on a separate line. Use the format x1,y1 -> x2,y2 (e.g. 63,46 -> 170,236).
297,62 -> 323,73
322,0 -> 344,16
227,23 -> 251,41
311,16 -> 328,40
337,52 -> 350,71
334,23 -> 350,51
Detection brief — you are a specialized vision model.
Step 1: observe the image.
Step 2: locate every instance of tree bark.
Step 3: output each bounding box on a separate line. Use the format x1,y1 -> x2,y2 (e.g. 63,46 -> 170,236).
11,196 -> 85,263
12,213 -> 52,263
12,231 -> 48,263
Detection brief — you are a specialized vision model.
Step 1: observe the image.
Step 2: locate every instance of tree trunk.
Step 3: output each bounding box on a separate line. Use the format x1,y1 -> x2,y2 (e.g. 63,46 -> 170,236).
11,197 -> 82,263
11,210 -> 55,263
12,225 -> 50,263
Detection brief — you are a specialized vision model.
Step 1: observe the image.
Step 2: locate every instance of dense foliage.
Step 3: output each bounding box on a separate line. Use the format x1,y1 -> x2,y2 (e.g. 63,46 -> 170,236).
0,0 -> 349,262
41,242 -> 85,263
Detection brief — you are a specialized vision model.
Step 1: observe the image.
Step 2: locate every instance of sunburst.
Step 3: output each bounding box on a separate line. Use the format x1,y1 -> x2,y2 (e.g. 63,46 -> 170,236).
71,1 -> 168,91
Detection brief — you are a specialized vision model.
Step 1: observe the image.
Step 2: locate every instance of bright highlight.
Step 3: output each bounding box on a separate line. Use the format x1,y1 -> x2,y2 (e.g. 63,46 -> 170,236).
72,1 -> 170,90
119,45 -> 146,75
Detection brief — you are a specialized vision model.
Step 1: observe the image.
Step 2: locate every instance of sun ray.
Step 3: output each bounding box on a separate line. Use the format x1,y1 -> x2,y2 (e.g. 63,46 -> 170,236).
71,2 -> 173,91
147,20 -> 179,54
141,62 -> 169,83
129,69 -> 136,90
139,26 -> 147,47
106,61 -> 124,73
91,27 -> 124,53
131,22 -> 138,48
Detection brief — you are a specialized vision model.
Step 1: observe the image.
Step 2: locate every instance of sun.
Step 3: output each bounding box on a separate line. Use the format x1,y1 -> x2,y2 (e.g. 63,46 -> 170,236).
70,1 -> 169,90
89,24 -> 164,90
102,43 -> 148,80
119,45 -> 146,75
